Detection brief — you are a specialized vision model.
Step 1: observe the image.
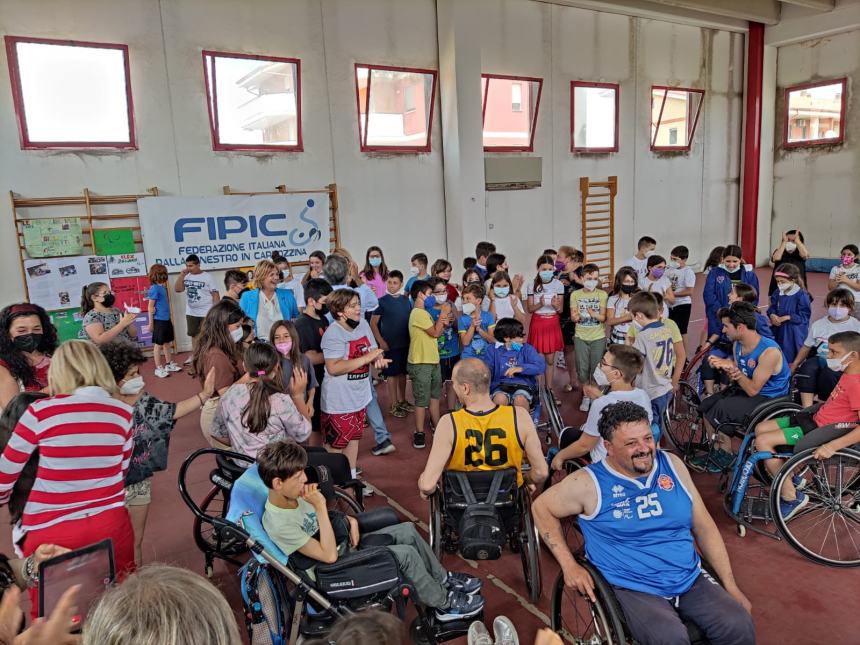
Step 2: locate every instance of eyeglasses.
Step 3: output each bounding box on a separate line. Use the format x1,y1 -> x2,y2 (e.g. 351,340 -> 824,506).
599,360 -> 617,370
432,290 -> 447,296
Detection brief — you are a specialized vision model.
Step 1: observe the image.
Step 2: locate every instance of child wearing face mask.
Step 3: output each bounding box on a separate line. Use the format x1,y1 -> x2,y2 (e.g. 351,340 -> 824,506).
754,330 -> 860,519
408,281 -> 446,449
570,264 -> 608,411
767,263 -> 811,365
405,253 -> 430,295
666,246 -> 696,343
273,252 -> 306,309
360,246 -> 389,299
623,236 -> 657,280
270,320 -> 318,418
427,278 -> 461,411
489,272 -> 527,324
789,289 -> 860,407
828,244 -> 860,315
370,271 -> 413,417
768,229 -> 808,297
458,284 -> 496,359
638,255 -> 674,316
703,244 -> 760,339
80,282 -> 138,344
431,259 -> 460,304
526,255 -> 565,397
481,318 -> 545,411
606,267 -> 640,345
100,339 -> 216,565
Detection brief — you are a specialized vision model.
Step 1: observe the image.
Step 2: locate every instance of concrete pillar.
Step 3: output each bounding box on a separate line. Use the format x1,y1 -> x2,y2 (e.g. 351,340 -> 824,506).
436,0 -> 486,263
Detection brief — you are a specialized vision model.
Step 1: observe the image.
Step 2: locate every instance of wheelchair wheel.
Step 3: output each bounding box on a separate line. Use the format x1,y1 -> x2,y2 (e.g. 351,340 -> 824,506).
429,492 -> 443,561
519,491 -> 542,603
665,382 -> 704,457
550,566 -> 626,644
771,447 -> 860,567
330,488 -> 363,515
746,402 -> 802,484
193,485 -> 247,576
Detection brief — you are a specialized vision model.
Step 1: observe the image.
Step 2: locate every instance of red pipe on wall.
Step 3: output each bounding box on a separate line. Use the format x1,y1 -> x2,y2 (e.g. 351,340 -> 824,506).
740,22 -> 764,264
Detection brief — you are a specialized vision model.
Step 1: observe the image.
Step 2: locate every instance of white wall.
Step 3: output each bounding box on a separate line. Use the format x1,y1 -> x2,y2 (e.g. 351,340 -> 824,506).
0,0 -> 746,348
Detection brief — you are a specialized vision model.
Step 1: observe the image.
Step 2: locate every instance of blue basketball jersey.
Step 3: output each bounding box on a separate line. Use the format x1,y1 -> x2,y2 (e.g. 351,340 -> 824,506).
578,450 -> 701,597
734,335 -> 790,398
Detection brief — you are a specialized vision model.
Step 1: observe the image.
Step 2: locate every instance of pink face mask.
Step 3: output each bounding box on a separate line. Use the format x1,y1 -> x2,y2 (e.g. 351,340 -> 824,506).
275,340 -> 292,356
842,255 -> 855,266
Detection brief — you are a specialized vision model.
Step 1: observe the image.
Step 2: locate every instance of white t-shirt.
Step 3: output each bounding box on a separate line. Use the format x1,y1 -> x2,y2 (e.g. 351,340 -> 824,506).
256,291 -> 281,339
491,295 -> 524,320
183,272 -> 218,317
527,278 -> 564,315
320,319 -> 377,414
583,388 -> 653,463
623,256 -> 648,279
638,275 -> 671,317
279,275 -> 306,309
666,266 -> 696,307
606,294 -> 632,343
804,315 -> 860,359
829,264 -> 860,300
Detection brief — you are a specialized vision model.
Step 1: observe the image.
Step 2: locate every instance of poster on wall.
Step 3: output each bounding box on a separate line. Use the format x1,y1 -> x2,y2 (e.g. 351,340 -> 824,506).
24,256 -> 109,312
107,253 -> 147,279
49,308 -> 84,343
94,228 -> 136,256
138,194 -> 330,273
22,217 -> 84,258
111,277 -> 153,348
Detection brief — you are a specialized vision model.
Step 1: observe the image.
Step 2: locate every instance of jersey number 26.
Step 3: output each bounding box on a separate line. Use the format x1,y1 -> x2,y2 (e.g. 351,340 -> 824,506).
464,428 -> 509,467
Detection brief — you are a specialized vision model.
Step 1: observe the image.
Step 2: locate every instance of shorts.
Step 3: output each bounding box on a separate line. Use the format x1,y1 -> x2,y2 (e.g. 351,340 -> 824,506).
186,315 -> 204,337
124,478 -> 153,506
774,410 -> 818,445
668,303 -> 692,335
699,390 -> 772,433
439,355 -> 460,382
561,319 -> 576,346
407,362 -> 442,407
152,319 -> 174,346
492,384 -> 535,405
382,347 -> 408,377
321,410 -> 366,449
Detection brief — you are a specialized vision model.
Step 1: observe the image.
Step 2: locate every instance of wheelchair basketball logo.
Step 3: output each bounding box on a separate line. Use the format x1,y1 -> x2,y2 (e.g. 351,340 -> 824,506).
658,474 -> 675,491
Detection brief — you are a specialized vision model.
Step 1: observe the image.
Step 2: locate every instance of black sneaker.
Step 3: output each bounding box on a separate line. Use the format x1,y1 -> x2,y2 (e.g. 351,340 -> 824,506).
435,590 -> 484,622
371,439 -> 396,456
413,431 -> 426,449
446,572 -> 482,595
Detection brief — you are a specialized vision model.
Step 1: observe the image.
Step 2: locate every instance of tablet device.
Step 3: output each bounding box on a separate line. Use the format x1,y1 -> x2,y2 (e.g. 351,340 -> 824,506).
38,539 -> 115,622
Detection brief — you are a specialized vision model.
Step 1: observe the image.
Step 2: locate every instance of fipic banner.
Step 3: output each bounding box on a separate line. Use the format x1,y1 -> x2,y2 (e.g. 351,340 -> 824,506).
138,194 -> 329,273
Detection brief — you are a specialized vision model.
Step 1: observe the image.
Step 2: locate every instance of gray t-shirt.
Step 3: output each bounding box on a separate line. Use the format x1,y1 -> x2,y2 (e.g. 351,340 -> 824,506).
583,388 -> 653,463
320,319 -> 377,414
80,309 -> 132,341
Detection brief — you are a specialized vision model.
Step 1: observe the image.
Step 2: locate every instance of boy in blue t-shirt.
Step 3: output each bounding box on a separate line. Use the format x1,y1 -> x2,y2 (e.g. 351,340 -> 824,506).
145,263 -> 180,378
427,278 -> 460,410
458,284 -> 495,359
370,270 -> 413,418
481,318 -> 546,411
405,253 -> 431,297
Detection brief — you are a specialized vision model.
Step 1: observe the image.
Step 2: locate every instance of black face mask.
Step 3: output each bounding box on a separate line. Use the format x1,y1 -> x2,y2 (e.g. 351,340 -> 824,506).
101,294 -> 116,308
621,284 -> 636,294
317,304 -> 329,317
344,317 -> 360,330
12,333 -> 42,353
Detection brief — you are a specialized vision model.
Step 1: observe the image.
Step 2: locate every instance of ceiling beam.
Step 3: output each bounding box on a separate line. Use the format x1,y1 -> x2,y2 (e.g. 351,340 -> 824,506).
640,0 -> 780,24
780,0 -> 835,11
533,0 -> 751,31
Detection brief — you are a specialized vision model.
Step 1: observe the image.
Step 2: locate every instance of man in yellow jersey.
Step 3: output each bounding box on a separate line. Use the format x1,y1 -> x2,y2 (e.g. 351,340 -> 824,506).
418,358 -> 548,497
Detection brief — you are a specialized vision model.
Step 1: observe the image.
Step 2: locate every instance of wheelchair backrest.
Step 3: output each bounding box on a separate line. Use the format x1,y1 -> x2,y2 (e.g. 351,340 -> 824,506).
226,464 -> 291,566
443,467 -> 518,509
306,448 -> 352,486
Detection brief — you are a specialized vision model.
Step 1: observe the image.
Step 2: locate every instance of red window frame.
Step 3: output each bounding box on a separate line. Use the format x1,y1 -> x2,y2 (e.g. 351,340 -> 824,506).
5,35 -> 137,150
570,81 -> 620,153
481,73 -> 543,152
783,77 -> 847,149
650,85 -> 705,152
353,63 -> 438,153
202,49 -> 303,152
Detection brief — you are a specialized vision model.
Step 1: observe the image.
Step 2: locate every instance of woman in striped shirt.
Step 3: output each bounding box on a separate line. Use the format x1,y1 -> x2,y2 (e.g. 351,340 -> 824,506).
0,340 -> 135,614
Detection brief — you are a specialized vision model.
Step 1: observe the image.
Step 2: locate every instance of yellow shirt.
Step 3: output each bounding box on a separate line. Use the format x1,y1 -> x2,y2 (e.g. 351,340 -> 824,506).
408,308 -> 440,364
627,317 -> 682,343
446,406 -> 525,486
571,289 -> 608,341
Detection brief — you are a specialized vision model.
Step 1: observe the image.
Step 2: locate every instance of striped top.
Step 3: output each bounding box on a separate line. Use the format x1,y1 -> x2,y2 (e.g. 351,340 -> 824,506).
0,387 -> 133,531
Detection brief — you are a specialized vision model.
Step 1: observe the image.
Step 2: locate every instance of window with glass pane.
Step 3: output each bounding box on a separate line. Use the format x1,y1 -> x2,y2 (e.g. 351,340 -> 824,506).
784,78 -> 846,148
5,36 -> 135,149
482,74 -> 542,151
355,65 -> 437,152
203,51 -> 301,151
571,82 -> 619,152
650,86 -> 704,151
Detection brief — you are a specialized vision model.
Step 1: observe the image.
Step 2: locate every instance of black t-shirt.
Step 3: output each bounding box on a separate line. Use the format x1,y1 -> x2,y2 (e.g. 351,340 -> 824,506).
374,294 -> 412,349
295,313 -> 329,383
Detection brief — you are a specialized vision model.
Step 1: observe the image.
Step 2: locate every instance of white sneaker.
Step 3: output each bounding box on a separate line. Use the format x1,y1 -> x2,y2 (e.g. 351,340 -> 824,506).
154,367 -> 170,379
579,396 -> 591,412
183,356 -> 193,365
165,362 -> 182,372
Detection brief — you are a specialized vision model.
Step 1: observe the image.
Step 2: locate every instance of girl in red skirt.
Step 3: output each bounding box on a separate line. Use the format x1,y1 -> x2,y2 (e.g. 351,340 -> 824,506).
526,254 -> 564,397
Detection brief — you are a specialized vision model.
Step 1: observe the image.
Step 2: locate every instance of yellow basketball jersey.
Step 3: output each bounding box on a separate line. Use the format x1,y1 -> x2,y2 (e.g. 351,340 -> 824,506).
446,406 -> 525,486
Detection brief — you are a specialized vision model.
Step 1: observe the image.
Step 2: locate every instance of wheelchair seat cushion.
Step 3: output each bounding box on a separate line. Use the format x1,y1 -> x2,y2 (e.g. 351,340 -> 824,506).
442,468 -> 518,509
315,546 -> 401,599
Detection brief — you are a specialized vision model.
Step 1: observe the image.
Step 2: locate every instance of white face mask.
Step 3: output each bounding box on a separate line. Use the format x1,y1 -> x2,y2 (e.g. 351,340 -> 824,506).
462,302 -> 477,315
777,282 -> 793,293
784,242 -> 797,253
230,327 -> 245,342
584,279 -> 599,291
668,261 -> 680,269
826,353 -> 854,373
829,306 -> 850,321
645,250 -> 656,258
593,365 -> 610,387
409,266 -> 420,276
435,293 -> 448,304
120,375 -> 145,395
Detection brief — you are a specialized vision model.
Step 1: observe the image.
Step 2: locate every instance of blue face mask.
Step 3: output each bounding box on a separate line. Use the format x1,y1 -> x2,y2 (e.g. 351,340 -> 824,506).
494,286 -> 510,298
539,270 -> 554,283
510,341 -> 524,351
423,294 -> 437,309
369,257 -> 382,268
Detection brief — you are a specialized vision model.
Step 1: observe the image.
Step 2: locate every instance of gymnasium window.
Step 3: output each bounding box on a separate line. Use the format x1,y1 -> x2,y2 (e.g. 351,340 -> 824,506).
650,86 -> 704,152
570,81 -> 619,153
783,78 -> 846,148
203,50 -> 302,151
5,36 -> 136,149
482,74 -> 543,151
354,64 -> 437,152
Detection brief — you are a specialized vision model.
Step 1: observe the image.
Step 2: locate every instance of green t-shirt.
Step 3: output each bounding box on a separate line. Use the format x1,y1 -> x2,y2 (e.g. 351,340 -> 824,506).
570,289 -> 608,341
263,497 -> 320,578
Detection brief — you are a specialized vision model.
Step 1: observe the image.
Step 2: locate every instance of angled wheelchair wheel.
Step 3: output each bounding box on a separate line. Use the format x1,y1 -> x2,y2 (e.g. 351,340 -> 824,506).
746,401 -> 802,484
550,566 -> 627,644
519,491 -> 542,603
193,485 -> 247,576
330,488 -> 363,515
665,382 -> 705,457
429,492 -> 443,561
771,447 -> 860,567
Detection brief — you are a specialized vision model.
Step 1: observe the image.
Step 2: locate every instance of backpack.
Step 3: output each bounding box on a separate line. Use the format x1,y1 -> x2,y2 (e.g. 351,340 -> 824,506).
239,558 -> 293,645
452,471 -> 507,560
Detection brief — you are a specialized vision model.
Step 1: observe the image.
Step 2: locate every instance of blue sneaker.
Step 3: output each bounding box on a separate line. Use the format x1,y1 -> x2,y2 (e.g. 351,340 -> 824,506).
792,475 -> 807,491
447,572 -> 482,595
436,590 -> 484,622
780,492 -> 809,521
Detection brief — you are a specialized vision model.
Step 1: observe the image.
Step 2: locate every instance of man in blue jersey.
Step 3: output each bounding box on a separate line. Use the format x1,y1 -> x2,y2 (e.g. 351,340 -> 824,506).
696,301 -> 791,471
533,402 -> 754,645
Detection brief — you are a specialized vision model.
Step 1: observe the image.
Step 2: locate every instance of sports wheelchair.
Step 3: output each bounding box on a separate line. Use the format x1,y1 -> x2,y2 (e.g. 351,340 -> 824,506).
427,467 -> 542,602
178,447 -> 365,577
